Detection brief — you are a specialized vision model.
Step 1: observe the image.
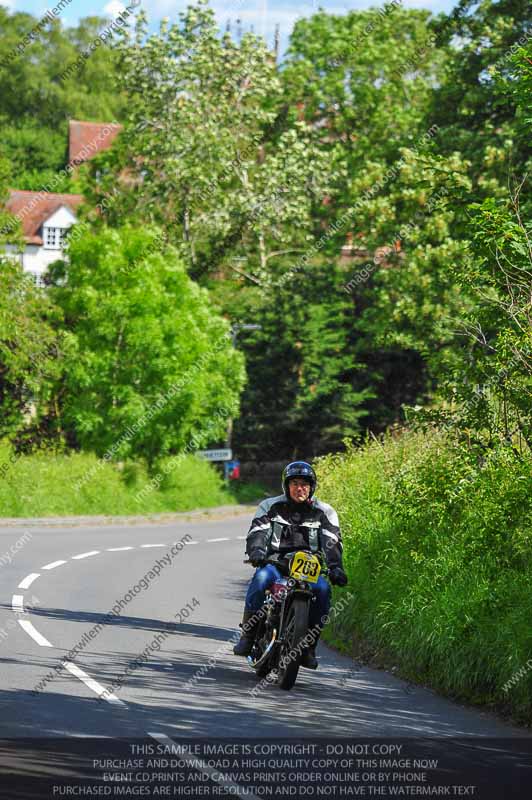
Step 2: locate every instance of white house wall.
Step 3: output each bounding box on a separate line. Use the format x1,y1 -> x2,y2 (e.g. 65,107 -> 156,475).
21,245 -> 66,280
45,206 -> 77,229
1,204 -> 79,281
2,241 -> 68,281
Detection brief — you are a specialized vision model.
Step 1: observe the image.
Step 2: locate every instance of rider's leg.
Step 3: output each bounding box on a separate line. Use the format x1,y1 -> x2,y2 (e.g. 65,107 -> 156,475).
301,576 -> 331,669
233,564 -> 281,656
309,575 -> 332,629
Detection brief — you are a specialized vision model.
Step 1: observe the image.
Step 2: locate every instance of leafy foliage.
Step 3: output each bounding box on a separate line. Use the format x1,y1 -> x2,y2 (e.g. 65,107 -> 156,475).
318,430 -> 532,723
226,259 -> 373,458
440,192 -> 532,446
0,8 -> 126,191
47,224 -> 245,463
0,258 -> 63,442
85,0 -> 332,285
0,441 -> 233,516
1,0 -> 532,460
429,0 -> 532,188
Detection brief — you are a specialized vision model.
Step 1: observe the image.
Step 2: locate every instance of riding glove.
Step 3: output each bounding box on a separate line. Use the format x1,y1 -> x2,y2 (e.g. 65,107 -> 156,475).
329,566 -> 348,586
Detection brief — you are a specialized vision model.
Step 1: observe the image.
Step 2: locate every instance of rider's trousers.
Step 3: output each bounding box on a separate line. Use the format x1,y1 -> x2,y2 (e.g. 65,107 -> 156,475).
245,563 -> 331,630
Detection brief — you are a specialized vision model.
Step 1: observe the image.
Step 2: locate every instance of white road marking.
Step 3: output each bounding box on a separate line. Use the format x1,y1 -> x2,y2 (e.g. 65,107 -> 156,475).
236,535 -> 246,540
148,732 -> 173,742
19,620 -> 52,647
147,734 -> 258,799
15,531 -> 240,709
18,573 -> 40,589
72,551 -> 100,560
12,594 -> 24,613
41,560 -> 67,570
63,661 -> 125,706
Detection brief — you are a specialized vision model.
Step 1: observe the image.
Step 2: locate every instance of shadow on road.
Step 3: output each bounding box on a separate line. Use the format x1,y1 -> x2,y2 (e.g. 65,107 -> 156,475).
0,602 -> 238,644
2,613 -> 523,741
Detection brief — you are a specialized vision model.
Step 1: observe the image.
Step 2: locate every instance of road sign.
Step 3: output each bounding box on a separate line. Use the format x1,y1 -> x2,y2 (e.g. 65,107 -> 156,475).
197,448 -> 233,462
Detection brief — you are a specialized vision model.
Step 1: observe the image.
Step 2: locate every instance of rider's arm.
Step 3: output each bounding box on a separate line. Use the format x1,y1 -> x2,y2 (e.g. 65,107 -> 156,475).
315,500 -> 344,569
245,498 -> 274,559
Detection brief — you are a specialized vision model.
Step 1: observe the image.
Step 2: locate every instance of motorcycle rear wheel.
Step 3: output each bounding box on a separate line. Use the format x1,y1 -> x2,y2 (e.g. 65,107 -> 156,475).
277,595 -> 309,691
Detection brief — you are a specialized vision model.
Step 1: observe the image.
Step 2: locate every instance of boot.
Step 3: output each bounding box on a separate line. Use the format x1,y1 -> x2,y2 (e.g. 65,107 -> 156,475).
233,609 -> 260,656
301,630 -> 321,669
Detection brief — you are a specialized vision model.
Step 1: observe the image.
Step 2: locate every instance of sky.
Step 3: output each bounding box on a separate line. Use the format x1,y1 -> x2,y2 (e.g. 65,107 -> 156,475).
2,0 -> 460,54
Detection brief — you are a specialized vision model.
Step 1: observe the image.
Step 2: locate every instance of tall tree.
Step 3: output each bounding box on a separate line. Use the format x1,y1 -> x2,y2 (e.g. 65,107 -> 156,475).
429,0 -> 532,191
83,0 -> 332,283
0,258 -> 63,443
226,258 -> 373,459
281,4 -> 445,244
430,38 -> 532,446
46,224 -> 245,464
0,8 -> 126,191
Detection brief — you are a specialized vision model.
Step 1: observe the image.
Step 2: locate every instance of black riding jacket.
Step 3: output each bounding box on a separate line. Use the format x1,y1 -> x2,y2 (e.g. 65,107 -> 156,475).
245,494 -> 344,570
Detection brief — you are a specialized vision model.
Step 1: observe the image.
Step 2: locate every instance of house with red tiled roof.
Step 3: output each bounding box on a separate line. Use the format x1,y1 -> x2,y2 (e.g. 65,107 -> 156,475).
68,120 -> 122,166
3,120 -> 121,281
4,190 -> 84,280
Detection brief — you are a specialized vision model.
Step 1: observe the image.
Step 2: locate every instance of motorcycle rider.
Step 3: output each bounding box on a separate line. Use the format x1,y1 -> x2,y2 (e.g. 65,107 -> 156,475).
233,461 -> 348,669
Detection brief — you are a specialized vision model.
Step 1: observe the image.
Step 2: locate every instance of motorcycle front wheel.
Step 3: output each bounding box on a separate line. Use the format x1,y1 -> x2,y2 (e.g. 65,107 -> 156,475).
277,595 -> 309,691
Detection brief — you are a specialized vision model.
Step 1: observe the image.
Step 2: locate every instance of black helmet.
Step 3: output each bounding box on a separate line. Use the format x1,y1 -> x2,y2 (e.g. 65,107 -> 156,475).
282,461 -> 317,500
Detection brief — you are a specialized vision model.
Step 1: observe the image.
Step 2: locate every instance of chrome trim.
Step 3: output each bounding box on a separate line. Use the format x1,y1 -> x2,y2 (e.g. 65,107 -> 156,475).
248,629 -> 277,670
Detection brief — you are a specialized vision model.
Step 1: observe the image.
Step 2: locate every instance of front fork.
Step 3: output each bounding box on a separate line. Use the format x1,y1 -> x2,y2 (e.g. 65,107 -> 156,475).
277,587 -> 314,645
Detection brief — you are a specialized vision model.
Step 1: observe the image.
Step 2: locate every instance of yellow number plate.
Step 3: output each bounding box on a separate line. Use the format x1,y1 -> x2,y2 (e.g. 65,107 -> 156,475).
289,551 -> 321,583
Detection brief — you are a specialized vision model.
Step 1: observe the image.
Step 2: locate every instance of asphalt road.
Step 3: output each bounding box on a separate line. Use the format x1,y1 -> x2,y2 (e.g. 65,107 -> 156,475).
0,509 -> 527,741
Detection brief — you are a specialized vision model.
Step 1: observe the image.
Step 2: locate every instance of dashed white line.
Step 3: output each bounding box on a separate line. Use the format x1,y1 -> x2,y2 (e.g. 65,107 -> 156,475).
41,560 -> 67,570
141,544 -> 166,548
18,573 -> 40,589
148,732 -> 173,742
72,551 -> 100,560
18,620 -> 52,647
16,533 -> 242,716
12,594 -> 24,613
63,662 -> 125,706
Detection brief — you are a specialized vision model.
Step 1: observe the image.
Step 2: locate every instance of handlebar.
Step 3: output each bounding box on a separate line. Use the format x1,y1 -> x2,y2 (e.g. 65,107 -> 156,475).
244,551 -> 329,575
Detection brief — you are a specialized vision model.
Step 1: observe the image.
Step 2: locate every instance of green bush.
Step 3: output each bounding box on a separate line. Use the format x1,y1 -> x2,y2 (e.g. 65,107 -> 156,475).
0,441 -> 233,517
317,430 -> 532,724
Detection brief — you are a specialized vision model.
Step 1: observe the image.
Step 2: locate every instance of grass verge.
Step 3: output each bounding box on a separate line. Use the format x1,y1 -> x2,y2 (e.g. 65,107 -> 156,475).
317,429 -> 532,725
0,441 -> 265,517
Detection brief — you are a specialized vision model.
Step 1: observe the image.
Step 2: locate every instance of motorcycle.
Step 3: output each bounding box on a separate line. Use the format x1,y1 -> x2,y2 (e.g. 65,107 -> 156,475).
245,549 -> 327,691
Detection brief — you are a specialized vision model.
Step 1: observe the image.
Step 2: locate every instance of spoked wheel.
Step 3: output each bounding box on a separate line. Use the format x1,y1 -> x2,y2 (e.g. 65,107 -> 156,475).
277,595 -> 310,691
